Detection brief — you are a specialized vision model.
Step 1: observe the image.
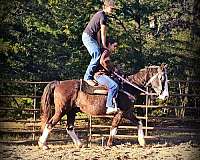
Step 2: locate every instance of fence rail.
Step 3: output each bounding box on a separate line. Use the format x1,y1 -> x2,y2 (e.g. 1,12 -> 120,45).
0,80 -> 200,144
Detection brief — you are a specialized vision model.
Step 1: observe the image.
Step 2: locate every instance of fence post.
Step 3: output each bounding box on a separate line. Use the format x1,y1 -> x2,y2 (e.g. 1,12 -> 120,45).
145,87 -> 149,137
32,84 -> 37,141
89,115 -> 92,147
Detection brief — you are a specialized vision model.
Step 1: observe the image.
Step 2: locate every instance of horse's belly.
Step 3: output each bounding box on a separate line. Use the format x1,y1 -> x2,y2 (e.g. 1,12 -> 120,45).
76,91 -> 107,115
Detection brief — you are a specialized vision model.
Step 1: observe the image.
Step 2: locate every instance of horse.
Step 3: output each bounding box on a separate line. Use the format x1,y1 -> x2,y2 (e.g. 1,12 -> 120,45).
38,64 -> 169,150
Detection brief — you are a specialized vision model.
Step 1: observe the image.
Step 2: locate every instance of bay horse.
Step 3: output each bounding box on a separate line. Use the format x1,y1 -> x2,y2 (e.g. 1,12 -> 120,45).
38,64 -> 169,150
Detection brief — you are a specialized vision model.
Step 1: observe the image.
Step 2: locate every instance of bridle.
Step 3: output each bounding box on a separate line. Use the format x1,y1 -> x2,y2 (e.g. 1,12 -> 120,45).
144,66 -> 169,99
145,72 -> 160,88
114,66 -> 166,96
144,66 -> 163,87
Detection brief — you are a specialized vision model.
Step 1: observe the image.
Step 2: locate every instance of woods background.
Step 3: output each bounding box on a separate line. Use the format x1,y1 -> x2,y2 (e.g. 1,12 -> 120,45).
1,0 -> 199,81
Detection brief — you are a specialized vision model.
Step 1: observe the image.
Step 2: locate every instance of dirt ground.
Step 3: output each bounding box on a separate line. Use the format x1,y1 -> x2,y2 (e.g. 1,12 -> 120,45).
0,139 -> 200,160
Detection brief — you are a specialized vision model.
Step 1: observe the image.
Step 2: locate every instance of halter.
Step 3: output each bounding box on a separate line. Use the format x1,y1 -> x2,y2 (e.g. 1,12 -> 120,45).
144,72 -> 160,88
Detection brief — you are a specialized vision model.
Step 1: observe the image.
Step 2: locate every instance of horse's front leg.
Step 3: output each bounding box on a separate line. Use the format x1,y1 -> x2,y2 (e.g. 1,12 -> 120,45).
66,108 -> 83,148
38,111 -> 63,150
124,108 -> 145,146
107,110 -> 123,146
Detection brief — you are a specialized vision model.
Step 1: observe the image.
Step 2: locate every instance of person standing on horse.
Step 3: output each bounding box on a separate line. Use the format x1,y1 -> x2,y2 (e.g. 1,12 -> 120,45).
94,39 -> 119,114
82,0 -> 116,86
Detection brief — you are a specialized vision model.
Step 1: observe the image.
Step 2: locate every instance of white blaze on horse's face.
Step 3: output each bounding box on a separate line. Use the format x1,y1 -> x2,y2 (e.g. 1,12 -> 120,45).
159,66 -> 169,100
150,65 -> 169,100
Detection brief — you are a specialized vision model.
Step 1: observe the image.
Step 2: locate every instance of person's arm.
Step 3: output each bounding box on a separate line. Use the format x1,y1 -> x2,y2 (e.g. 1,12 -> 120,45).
97,30 -> 101,46
101,24 -> 108,49
100,50 -> 113,73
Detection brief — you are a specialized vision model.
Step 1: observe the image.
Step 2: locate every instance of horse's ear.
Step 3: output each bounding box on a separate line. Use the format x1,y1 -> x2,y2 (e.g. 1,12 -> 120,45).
161,63 -> 168,69
160,63 -> 165,70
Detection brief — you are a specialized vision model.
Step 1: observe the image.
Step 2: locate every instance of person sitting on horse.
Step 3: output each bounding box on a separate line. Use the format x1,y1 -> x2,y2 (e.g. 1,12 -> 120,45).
94,39 -> 119,114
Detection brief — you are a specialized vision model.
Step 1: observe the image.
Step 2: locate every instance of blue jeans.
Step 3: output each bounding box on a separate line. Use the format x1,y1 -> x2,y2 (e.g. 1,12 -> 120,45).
82,32 -> 101,80
95,75 -> 119,108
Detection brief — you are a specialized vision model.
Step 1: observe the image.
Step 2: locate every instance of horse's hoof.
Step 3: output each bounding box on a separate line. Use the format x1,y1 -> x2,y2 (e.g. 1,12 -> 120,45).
38,140 -> 43,147
76,142 -> 83,148
107,142 -> 112,147
42,145 -> 49,150
38,141 -> 49,150
138,136 -> 146,147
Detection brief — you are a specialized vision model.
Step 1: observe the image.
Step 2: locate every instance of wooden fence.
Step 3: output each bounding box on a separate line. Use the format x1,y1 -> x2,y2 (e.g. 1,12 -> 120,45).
0,80 -> 200,144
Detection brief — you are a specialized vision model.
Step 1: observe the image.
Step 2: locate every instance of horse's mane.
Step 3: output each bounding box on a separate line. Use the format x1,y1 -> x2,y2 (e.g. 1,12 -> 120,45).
126,65 -> 159,76
125,65 -> 160,86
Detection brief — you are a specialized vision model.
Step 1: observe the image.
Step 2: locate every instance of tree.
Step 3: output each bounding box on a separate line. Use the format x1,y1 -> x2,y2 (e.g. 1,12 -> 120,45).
0,0 -> 199,83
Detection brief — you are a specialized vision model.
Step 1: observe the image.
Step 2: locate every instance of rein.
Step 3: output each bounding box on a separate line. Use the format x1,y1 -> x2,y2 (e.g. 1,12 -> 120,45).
113,72 -> 149,95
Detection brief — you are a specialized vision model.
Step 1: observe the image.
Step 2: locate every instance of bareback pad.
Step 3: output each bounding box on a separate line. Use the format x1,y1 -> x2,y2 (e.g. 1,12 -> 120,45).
80,79 -> 108,95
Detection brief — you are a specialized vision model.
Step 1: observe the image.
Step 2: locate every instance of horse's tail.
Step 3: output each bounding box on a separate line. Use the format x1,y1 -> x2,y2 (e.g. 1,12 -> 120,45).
40,80 -> 60,132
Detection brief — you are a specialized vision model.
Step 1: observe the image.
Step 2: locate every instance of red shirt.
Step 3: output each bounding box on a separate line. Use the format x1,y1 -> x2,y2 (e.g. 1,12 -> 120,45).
94,49 -> 113,77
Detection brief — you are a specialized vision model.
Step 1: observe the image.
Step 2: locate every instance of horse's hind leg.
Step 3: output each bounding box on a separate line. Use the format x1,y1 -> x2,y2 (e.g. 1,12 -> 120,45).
38,110 -> 63,150
124,108 -> 145,146
38,123 -> 51,150
66,108 -> 83,148
107,111 -> 123,146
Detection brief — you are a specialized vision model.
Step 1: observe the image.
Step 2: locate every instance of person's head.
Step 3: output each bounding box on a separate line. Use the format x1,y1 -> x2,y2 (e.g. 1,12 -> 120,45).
107,38 -> 118,52
103,0 -> 116,14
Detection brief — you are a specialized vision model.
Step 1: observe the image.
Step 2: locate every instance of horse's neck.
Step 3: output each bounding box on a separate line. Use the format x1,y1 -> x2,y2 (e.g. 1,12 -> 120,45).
128,69 -> 148,86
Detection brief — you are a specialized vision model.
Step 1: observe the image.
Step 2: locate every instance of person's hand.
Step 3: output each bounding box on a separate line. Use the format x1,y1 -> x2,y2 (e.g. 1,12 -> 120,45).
102,46 -> 109,51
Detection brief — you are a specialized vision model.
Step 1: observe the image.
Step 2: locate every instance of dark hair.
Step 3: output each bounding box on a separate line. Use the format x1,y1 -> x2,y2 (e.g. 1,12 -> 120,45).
106,37 -> 117,46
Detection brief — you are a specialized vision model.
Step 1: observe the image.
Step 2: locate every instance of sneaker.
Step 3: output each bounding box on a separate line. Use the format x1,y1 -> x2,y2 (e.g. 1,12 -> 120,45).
106,107 -> 118,114
85,80 -> 98,86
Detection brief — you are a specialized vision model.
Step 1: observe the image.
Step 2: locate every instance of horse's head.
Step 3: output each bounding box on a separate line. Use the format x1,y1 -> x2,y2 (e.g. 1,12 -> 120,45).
145,64 -> 169,100
123,64 -> 169,101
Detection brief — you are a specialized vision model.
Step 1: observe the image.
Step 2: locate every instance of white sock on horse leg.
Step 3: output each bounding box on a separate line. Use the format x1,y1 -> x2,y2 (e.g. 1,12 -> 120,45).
110,127 -> 118,136
138,121 -> 144,137
39,125 -> 50,144
137,121 -> 145,146
67,129 -> 81,146
138,128 -> 144,137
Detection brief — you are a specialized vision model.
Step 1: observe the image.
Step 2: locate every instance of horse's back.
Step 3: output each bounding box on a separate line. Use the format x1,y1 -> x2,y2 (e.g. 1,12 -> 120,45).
54,79 -> 79,94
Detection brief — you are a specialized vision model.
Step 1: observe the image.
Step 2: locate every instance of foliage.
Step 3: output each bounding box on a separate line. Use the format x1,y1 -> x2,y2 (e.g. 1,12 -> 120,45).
0,0 -> 199,82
